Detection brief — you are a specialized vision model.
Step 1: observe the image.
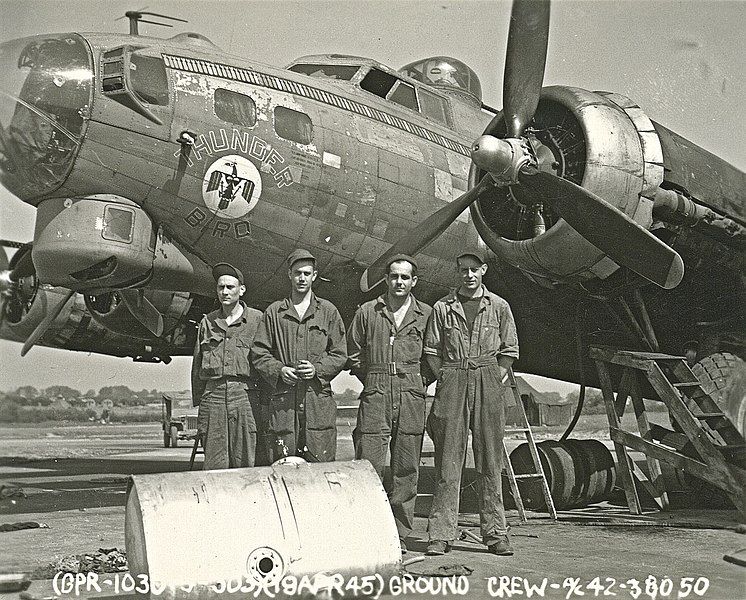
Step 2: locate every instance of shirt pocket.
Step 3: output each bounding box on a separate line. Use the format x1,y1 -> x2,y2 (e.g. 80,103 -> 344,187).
307,324 -> 329,360
398,325 -> 424,362
200,334 -> 223,374
479,323 -> 501,354
234,338 -> 252,375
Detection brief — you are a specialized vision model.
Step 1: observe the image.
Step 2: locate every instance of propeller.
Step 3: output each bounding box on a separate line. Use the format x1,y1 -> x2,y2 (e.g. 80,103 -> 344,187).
360,176 -> 496,291
21,289 -> 75,356
120,289 -> 164,337
361,0 -> 684,291
503,0 -> 550,137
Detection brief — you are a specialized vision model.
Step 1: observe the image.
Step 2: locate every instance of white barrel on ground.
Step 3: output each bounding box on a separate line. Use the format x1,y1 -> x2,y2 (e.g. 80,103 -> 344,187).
125,459 -> 401,599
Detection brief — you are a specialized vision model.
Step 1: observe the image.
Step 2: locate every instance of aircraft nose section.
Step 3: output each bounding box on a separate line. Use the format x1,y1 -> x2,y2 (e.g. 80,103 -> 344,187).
0,33 -> 92,202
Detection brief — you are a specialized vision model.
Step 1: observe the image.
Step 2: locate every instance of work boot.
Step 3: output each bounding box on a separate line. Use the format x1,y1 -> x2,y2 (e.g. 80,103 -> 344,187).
426,540 -> 451,556
400,538 -> 408,555
488,535 -> 514,556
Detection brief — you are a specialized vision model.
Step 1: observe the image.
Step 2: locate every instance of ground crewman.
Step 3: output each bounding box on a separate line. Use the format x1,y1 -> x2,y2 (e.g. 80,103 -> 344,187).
424,249 -> 519,556
348,254 -> 433,554
191,263 -> 263,469
251,249 -> 347,462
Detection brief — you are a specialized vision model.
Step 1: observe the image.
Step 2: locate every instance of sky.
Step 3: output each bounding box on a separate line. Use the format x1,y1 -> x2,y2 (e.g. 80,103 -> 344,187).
0,0 -> 744,394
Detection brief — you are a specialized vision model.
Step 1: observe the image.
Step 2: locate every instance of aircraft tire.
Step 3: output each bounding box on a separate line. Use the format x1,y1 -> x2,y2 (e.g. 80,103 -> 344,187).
692,352 -> 746,438
170,426 -> 179,448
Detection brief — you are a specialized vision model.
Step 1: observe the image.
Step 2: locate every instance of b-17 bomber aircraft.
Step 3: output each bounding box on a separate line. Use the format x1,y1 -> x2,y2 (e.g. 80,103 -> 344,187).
0,1 -> 743,436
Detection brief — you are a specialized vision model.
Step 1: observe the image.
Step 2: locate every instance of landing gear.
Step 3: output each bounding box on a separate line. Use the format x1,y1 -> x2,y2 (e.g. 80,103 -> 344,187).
692,352 -> 746,437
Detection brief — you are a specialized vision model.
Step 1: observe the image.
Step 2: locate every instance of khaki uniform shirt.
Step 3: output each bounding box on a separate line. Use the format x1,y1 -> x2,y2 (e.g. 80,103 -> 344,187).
191,301 -> 263,406
348,295 -> 432,434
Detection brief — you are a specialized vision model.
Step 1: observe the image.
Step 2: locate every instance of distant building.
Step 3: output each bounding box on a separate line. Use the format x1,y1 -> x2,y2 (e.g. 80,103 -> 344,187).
509,377 -> 577,427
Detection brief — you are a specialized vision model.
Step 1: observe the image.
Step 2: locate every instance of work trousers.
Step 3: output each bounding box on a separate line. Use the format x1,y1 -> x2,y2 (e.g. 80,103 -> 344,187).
197,379 -> 258,470
357,424 -> 424,540
427,364 -> 508,545
267,386 -> 336,463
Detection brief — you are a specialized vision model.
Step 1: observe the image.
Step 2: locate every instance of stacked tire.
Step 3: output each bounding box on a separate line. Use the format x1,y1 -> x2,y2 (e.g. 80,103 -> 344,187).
509,439 -> 616,510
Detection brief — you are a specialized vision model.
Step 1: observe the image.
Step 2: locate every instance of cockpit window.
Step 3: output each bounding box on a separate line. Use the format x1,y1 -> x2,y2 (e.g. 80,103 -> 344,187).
129,54 -> 168,106
418,88 -> 449,125
288,63 -> 360,81
214,88 -> 256,127
360,68 -> 397,99
388,81 -> 418,111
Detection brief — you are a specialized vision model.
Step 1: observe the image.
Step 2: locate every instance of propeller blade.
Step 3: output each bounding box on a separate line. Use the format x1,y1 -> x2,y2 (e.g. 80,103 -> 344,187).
360,177 -> 495,292
9,248 -> 34,280
503,0 -> 551,137
120,289 -> 164,337
520,168 -> 684,289
21,289 -> 75,356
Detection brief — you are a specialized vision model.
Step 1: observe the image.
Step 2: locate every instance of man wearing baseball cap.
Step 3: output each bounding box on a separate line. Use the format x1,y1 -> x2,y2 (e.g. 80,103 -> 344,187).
424,248 -> 519,557
347,254 -> 434,554
251,249 -> 347,462
191,262 -> 263,469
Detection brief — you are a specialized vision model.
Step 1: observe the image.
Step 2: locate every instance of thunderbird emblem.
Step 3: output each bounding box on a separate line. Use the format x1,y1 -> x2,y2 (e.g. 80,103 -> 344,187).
202,154 -> 263,219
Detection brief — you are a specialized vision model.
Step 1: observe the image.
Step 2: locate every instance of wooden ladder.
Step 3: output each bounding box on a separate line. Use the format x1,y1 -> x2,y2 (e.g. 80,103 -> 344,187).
590,347 -> 746,518
503,368 -> 557,522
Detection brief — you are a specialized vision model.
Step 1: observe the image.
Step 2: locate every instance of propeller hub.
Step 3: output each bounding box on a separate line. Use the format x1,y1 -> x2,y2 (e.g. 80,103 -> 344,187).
471,135 -> 535,186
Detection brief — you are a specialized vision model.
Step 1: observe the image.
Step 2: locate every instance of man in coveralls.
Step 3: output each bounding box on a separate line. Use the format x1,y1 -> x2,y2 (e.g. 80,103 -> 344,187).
347,254 -> 432,554
251,249 -> 347,462
424,249 -> 519,556
191,263 -> 263,470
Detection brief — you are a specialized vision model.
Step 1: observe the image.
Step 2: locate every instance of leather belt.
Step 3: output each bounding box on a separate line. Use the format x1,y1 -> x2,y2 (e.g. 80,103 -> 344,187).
441,356 -> 498,369
367,362 -> 421,376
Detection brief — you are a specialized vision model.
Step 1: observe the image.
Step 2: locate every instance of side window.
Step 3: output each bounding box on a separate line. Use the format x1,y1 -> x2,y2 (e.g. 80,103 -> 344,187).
274,106 -> 312,144
418,88 -> 450,125
129,54 -> 169,106
388,81 -> 418,111
102,205 -> 134,243
214,88 -> 256,127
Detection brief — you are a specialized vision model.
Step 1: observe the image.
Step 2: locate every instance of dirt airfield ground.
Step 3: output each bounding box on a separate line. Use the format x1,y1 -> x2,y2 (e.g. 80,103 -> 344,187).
1,417 -> 744,600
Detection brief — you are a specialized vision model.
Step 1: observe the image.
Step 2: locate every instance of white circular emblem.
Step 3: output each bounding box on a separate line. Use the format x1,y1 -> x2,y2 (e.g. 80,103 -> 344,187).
202,154 -> 262,219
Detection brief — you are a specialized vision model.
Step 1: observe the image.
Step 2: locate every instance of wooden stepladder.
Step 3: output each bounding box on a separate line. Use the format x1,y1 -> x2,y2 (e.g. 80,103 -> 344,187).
503,368 -> 557,522
590,347 -> 746,519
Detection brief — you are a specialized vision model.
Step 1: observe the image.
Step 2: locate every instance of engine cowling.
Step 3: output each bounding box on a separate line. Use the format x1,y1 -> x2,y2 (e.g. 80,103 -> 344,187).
469,86 -> 664,287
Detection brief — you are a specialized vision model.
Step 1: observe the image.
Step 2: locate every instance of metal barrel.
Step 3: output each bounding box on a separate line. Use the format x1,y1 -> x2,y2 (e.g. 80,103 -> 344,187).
564,439 -> 616,505
125,459 -> 401,599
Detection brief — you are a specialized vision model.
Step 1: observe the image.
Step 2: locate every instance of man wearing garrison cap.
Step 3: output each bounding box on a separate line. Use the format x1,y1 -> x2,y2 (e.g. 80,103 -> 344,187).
347,253 -> 433,554
424,248 -> 519,557
251,249 -> 347,462
191,263 -> 263,469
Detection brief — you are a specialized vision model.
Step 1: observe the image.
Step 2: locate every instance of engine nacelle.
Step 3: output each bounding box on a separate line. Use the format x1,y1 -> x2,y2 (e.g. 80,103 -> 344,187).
469,86 -> 665,287
84,289 -> 192,341
31,195 -> 214,295
0,261 -> 207,359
